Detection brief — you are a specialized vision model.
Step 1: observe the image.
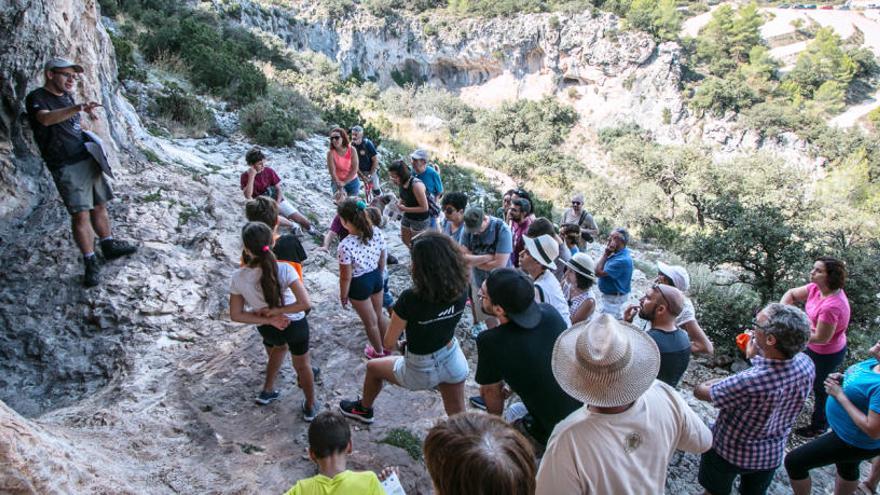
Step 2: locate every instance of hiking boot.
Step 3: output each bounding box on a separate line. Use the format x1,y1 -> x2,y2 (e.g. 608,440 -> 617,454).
100,239 -> 137,260
255,390 -> 280,405
469,396 -> 487,411
339,399 -> 374,424
297,366 -> 321,388
302,399 -> 319,422
84,256 -> 101,287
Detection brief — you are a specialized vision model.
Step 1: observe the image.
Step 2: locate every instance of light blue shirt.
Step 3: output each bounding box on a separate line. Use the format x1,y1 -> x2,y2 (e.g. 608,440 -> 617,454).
827,358 -> 880,450
414,165 -> 443,198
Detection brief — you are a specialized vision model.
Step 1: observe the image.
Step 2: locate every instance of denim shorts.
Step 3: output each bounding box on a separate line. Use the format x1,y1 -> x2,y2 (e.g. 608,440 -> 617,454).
401,215 -> 430,232
393,337 -> 469,391
349,267 -> 383,301
330,177 -> 361,196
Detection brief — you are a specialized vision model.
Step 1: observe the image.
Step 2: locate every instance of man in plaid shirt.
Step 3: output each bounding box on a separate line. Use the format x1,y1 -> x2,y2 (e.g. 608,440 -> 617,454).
695,303 -> 815,495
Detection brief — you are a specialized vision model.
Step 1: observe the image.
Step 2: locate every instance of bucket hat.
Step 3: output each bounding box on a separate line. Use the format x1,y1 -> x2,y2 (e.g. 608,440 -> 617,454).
523,234 -> 558,270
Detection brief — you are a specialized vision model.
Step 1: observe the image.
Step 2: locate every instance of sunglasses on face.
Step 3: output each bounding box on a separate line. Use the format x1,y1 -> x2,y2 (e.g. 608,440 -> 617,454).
571,201 -> 582,206
443,207 -> 457,215
330,135 -> 342,141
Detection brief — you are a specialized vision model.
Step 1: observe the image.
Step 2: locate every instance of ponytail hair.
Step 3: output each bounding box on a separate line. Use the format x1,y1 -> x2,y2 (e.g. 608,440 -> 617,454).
241,222 -> 282,308
338,198 -> 373,243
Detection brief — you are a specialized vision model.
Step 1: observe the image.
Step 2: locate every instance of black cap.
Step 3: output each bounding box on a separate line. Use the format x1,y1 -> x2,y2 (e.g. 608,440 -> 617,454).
485,268 -> 542,329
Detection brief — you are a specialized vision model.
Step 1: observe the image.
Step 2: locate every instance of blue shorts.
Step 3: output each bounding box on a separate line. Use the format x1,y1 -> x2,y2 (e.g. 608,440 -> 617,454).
257,317 -> 309,356
331,178 -> 361,196
349,267 -> 383,301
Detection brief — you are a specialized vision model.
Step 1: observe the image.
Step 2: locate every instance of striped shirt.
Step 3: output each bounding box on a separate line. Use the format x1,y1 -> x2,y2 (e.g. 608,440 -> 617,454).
709,353 -> 815,470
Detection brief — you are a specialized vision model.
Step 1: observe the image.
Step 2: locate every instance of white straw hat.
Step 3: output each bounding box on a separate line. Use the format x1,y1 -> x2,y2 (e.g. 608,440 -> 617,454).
560,252 -> 597,281
523,234 -> 558,270
657,262 -> 690,293
552,314 -> 660,408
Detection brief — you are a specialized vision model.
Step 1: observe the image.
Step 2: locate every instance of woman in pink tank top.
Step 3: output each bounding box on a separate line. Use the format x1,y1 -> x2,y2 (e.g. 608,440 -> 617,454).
326,127 -> 360,196
781,256 -> 851,437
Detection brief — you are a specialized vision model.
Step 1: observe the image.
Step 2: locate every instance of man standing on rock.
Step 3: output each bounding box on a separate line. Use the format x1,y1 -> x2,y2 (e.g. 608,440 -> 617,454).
410,149 -> 442,229
695,303 -> 814,495
595,227 -> 633,319
26,58 -> 136,287
351,125 -> 381,200
560,193 -> 599,243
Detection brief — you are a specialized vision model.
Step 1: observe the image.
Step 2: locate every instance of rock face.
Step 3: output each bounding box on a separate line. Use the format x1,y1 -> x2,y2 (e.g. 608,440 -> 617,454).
0,0 -> 142,223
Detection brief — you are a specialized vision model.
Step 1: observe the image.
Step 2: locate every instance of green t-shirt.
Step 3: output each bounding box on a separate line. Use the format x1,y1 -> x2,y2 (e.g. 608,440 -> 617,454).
284,470 -> 383,495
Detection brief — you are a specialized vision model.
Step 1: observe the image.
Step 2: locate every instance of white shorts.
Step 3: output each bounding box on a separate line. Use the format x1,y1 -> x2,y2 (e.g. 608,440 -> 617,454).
278,200 -> 298,218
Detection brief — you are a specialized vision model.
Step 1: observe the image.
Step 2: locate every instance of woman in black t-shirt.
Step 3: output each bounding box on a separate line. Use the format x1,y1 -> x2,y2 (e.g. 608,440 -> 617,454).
388,159 -> 429,250
339,232 -> 470,424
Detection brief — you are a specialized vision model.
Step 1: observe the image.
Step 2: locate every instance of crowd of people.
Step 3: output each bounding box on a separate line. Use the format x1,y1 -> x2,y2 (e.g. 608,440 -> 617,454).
26,57 -> 879,495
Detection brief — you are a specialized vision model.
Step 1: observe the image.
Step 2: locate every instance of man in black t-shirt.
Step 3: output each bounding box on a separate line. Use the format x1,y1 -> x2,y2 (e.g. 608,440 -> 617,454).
473,268 -> 582,445
25,58 -> 136,287
350,125 -> 380,198
624,285 -> 691,388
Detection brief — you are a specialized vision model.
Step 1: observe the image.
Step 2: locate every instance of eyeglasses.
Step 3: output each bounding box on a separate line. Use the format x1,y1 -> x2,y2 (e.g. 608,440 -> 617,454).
571,201 -> 582,206
750,319 -> 770,332
53,71 -> 78,79
443,207 -> 456,215
330,135 -> 342,141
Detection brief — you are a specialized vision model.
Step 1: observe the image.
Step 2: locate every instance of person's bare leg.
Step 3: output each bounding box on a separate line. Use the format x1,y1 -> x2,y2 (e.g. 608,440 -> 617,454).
401,226 -> 412,250
351,298 -> 382,353
835,475 -> 859,495
370,291 -> 389,345
864,457 -> 880,492
72,211 -> 96,255
360,357 -> 400,409
90,204 -> 112,239
263,345 -> 287,392
276,215 -> 293,228
790,476 -> 812,495
290,212 -> 312,230
291,352 -> 315,409
438,381 -> 466,415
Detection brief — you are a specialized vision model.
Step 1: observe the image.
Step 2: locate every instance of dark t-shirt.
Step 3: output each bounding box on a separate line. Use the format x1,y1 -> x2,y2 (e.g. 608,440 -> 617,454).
400,177 -> 429,221
330,215 -> 350,241
274,233 -> 307,264
647,327 -> 691,388
240,167 -> 281,199
353,138 -> 378,173
393,288 -> 467,354
25,87 -> 89,168
475,304 -> 582,443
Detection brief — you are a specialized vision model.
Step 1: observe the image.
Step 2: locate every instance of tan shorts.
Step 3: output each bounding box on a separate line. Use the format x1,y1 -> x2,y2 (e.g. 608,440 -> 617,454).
50,158 -> 113,214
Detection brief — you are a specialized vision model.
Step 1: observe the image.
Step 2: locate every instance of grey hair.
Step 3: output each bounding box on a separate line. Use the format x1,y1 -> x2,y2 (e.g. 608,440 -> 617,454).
612,227 -> 630,245
761,303 -> 811,359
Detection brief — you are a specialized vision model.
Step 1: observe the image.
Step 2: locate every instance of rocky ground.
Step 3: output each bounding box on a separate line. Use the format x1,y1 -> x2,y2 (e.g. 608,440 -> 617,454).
0,133 -> 853,494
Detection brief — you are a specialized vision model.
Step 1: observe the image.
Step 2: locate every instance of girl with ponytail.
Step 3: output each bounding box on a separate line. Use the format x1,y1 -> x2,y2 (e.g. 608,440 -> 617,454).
229,222 -> 318,420
337,198 -> 389,359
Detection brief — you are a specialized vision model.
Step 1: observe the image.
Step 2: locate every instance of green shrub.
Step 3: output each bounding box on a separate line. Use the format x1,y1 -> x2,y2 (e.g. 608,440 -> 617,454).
110,32 -> 146,82
688,266 -> 762,356
240,88 -> 322,146
151,83 -> 215,137
868,107 -> 880,129
322,104 -> 385,146
98,0 -> 120,17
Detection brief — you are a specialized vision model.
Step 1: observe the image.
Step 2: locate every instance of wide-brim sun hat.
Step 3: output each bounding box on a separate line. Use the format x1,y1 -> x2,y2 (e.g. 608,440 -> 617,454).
523,234 -> 558,271
552,314 -> 660,408
657,261 -> 690,293
561,252 -> 597,281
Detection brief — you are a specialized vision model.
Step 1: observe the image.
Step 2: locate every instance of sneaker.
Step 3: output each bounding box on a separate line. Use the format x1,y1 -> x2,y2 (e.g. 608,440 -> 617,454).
100,239 -> 137,260
339,399 -> 374,424
255,390 -> 280,405
469,322 -> 487,339
469,396 -> 487,411
83,255 -> 101,287
794,425 -> 826,438
297,366 -> 321,388
387,254 -> 399,265
302,399 -> 319,422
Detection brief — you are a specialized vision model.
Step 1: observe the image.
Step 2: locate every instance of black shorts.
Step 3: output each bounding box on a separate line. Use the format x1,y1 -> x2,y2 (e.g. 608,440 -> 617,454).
349,267 -> 383,301
257,318 -> 309,356
698,448 -> 776,495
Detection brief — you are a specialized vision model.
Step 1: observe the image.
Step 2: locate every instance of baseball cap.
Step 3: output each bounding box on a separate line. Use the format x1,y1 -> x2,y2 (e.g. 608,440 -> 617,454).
463,207 -> 485,234
410,149 -> 429,161
45,58 -> 84,73
486,268 -> 542,329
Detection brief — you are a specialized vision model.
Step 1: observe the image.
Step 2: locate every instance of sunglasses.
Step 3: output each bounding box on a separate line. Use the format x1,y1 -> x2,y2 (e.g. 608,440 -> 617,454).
443,207 -> 457,215
571,201 -> 582,205
651,284 -> 672,309
750,318 -> 770,332
330,135 -> 342,141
